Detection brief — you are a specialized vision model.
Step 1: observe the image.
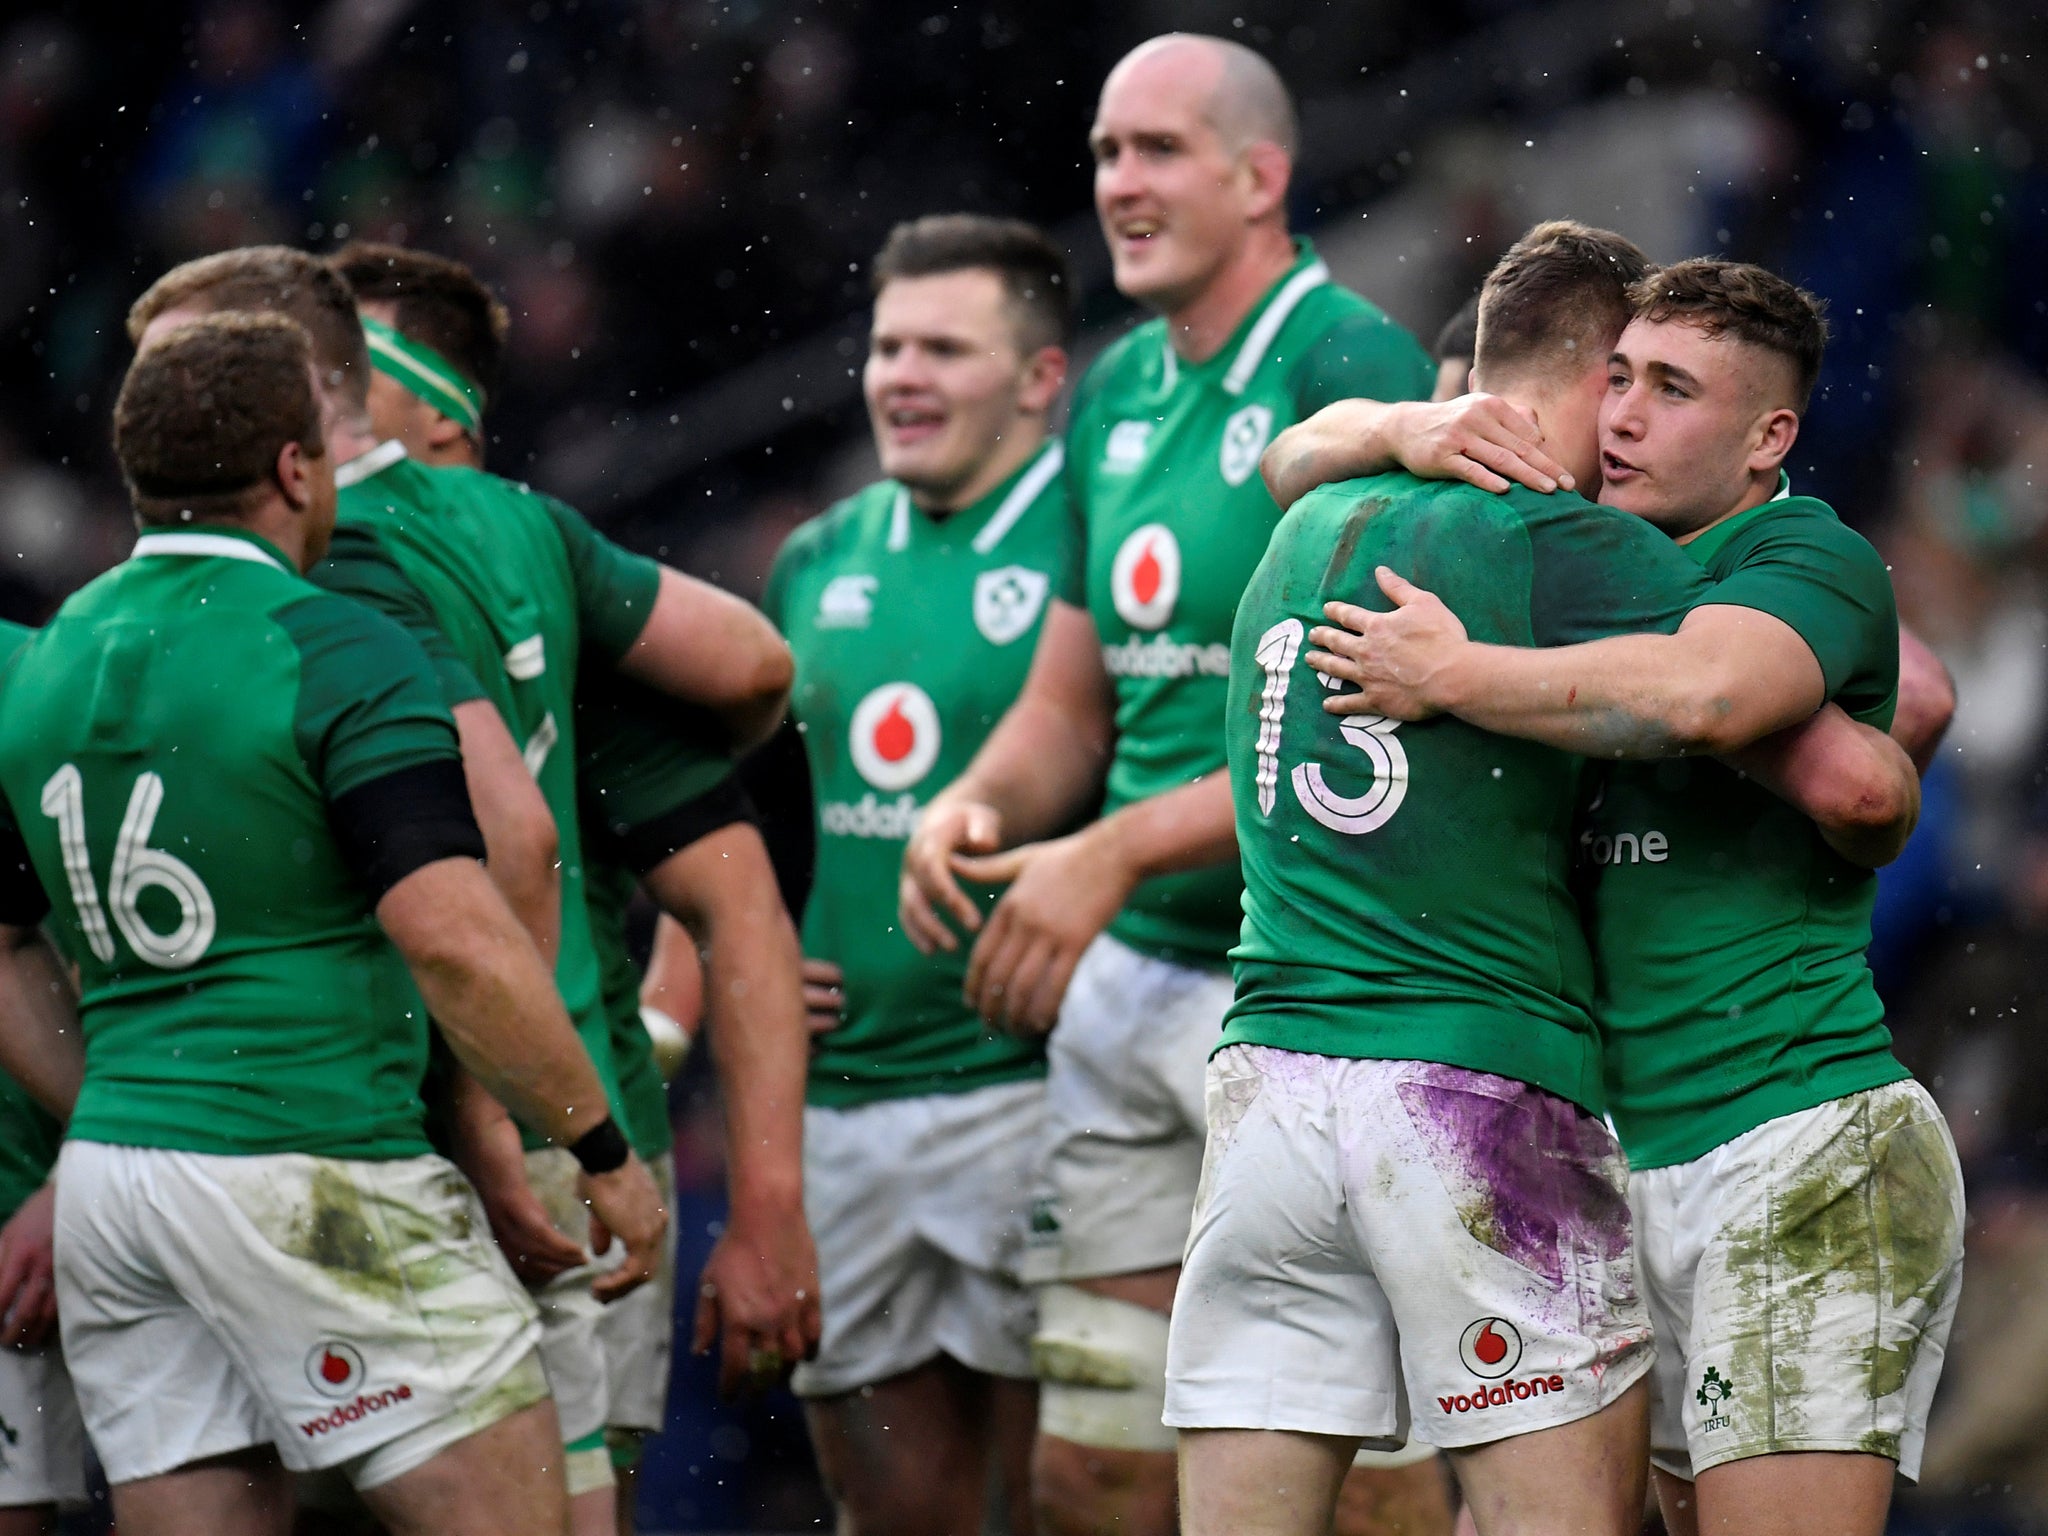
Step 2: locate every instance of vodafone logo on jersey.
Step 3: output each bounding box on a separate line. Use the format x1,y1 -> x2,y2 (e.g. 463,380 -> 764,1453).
849,683 -> 942,792
1458,1318 -> 1523,1380
306,1341 -> 366,1398
1111,524 -> 1182,631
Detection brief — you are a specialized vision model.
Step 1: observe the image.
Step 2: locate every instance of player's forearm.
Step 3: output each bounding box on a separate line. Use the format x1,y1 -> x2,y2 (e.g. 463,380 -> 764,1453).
1086,770 -> 1237,882
0,927 -> 81,1121
1260,398 -> 1401,511
645,832 -> 806,1210
381,858 -> 611,1145
622,569 -> 794,752
454,699 -> 563,967
1893,624 -> 1956,772
1719,707 -> 1920,868
936,692 -> 1108,847
641,912 -> 703,1037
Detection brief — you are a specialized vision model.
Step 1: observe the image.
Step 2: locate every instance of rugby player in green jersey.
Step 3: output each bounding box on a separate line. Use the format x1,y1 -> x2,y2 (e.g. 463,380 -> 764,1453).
1296,262 -> 1961,1536
761,215 -> 1074,1536
123,247 -> 790,1535
332,239 -> 818,1529
899,35 -> 1445,1536
0,313 -> 663,1536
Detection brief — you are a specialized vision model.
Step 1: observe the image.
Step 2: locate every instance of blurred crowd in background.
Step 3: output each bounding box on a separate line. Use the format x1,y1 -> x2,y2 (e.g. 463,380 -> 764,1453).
6,1 -> 2048,1530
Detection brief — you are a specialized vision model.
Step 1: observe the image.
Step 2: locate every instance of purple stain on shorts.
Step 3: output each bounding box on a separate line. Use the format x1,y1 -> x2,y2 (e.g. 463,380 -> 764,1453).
1395,1065 -> 1631,1288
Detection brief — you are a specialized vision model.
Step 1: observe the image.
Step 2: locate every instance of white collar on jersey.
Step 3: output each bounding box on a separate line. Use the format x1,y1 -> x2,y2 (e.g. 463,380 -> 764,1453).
334,438 -> 408,489
1771,469 -> 1792,502
129,531 -> 289,572
884,440 -> 1065,556
1158,258 -> 1332,399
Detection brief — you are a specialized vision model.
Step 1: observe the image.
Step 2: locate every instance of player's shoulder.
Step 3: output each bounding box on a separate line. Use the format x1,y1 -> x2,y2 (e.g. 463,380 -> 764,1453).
772,483 -> 889,579
1742,494 -> 1888,575
271,585 -> 441,671
1072,317 -> 1169,412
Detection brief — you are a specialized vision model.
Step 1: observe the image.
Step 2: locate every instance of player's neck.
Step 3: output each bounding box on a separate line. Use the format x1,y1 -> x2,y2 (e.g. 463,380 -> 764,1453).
1161,226 -> 1297,364
235,497 -> 316,572
1675,469 -> 1779,546
904,421 -> 1048,518
328,419 -> 382,466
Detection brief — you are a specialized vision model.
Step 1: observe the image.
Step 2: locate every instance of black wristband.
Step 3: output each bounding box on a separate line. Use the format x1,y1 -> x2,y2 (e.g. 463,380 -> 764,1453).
567,1116 -> 631,1175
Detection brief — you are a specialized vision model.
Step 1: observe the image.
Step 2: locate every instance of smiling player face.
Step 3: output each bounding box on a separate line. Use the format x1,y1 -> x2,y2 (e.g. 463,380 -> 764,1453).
1089,45 -> 1258,315
863,268 -> 1051,509
1598,316 -> 1800,538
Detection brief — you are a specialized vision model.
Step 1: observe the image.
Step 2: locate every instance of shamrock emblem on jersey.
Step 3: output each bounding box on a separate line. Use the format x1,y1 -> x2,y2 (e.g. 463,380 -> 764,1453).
1695,1366 -> 1735,1408
1219,402 -> 1275,487
848,683 -> 942,792
973,566 -> 1050,647
1111,524 -> 1182,631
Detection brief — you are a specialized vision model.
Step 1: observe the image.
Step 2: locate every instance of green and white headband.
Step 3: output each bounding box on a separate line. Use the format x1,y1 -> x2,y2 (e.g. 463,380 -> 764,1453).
360,315 -> 484,435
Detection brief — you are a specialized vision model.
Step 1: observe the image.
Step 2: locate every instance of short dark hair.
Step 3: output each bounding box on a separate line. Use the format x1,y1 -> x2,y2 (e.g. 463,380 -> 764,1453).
1433,293 -> 1480,366
871,214 -> 1073,352
330,241 -> 510,401
115,312 -> 325,528
1628,259 -> 1830,412
127,246 -> 370,411
1475,220 -> 1650,387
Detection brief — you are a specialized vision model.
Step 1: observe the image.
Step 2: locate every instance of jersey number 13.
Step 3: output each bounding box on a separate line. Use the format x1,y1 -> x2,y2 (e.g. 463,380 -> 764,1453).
1252,619 -> 1408,835
41,765 -> 217,970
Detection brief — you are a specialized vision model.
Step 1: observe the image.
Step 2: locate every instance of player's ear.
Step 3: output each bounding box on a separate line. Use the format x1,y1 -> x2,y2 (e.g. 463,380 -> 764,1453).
1018,346 -> 1068,414
274,438 -> 316,513
1241,140 -> 1290,224
426,409 -> 470,456
1749,406 -> 1800,475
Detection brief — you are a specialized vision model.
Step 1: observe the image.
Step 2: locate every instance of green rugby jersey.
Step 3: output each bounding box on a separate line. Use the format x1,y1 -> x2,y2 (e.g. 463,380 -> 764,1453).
1062,243 -> 1435,966
578,666 -> 737,1160
319,443 -> 662,1140
1222,474 -> 1710,1112
0,618 -> 60,1220
766,444 -> 1072,1106
1586,494 -> 1908,1169
0,529 -> 463,1158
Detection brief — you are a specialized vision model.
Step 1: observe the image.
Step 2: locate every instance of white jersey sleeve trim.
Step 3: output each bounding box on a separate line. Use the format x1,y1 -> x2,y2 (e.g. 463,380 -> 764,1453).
973,442 -> 1065,555
129,533 -> 289,572
334,439 -> 409,489
886,487 -> 911,552
1223,260 -> 1331,397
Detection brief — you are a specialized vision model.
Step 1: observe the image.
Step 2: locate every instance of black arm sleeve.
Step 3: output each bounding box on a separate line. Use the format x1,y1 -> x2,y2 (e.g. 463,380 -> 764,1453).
329,759 -> 488,901
0,820 -> 49,927
603,774 -> 760,880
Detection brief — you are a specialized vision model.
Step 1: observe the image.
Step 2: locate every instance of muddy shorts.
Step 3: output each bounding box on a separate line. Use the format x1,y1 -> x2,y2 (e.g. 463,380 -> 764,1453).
0,1338 -> 86,1509
1020,934 -> 1228,1285
595,1154 -> 678,1435
1165,1047 -> 1652,1451
1632,1079 -> 1965,1482
53,1141 -> 546,1489
523,1146 -> 613,1453
792,1078 -> 1043,1398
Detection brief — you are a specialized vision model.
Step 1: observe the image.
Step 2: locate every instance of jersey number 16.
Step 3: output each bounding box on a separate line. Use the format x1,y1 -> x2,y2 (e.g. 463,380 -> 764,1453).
1252,618 -> 1409,835
41,765 -> 217,970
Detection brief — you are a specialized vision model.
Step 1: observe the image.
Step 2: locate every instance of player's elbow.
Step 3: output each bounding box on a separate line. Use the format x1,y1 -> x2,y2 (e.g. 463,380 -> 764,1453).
1662,689 -> 1751,757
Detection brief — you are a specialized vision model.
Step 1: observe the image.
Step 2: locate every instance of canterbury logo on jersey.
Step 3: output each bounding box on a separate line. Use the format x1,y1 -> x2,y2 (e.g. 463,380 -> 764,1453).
1103,420 -> 1153,472
818,574 -> 878,628
1110,524 -> 1181,630
848,683 -> 940,792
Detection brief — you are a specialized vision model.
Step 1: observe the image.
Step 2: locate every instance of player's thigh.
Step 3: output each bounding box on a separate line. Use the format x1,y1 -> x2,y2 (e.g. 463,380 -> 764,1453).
1444,1376 -> 1650,1536
802,1357 -> 993,1536
1680,1083 -> 1965,1482
1335,1448 -> 1456,1536
360,1399 -> 570,1536
108,1447 -> 294,1536
1691,1450 -> 1895,1536
1178,1428 -> 1354,1536
1626,1159 -> 1709,1483
1033,1433 -> 1177,1536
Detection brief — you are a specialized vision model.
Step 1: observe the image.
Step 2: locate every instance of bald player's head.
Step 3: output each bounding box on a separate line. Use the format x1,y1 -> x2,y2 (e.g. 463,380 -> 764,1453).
1103,33 -> 1297,158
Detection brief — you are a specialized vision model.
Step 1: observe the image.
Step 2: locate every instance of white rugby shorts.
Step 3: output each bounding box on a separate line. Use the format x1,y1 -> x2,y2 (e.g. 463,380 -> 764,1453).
792,1078 -> 1044,1398
0,1339 -> 86,1509
1165,1046 -> 1653,1451
1021,934 -> 1227,1284
595,1153 -> 679,1434
523,1145 -> 614,1450
1632,1078 -> 1966,1481
54,1141 -> 546,1489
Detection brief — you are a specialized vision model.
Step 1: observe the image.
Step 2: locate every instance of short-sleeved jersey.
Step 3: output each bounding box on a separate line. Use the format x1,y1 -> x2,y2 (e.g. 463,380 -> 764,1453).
0,530 -> 463,1158
1063,243 -> 1435,967
318,443 -> 662,1140
577,665 -> 737,1160
0,618 -> 61,1222
1586,494 -> 1908,1168
766,445 -> 1073,1106
1222,474 -> 1712,1112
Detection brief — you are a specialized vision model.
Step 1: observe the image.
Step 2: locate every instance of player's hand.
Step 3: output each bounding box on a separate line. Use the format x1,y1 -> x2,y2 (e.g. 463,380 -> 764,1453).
1385,394 -> 1573,495
691,1188 -> 822,1397
801,958 -> 845,1039
583,1152 -> 667,1303
900,798 -> 1003,954
955,827 -> 1135,1036
1306,568 -> 1469,720
0,1182 -> 57,1348
451,1095 -> 589,1286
